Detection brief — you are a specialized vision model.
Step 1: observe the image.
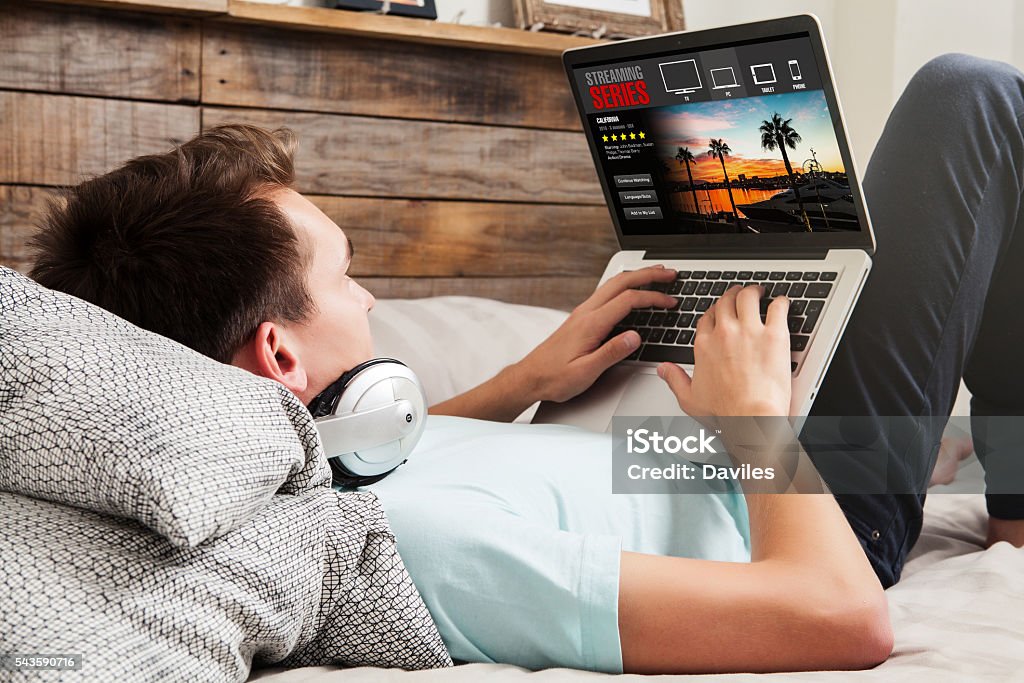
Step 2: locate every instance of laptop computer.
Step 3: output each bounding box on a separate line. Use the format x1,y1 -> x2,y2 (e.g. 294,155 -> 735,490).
532,15 -> 875,433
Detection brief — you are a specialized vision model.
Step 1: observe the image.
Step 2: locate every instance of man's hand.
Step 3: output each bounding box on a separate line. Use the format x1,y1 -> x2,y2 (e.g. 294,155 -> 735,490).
515,265 -> 678,403
429,265 -> 677,421
658,285 -> 792,417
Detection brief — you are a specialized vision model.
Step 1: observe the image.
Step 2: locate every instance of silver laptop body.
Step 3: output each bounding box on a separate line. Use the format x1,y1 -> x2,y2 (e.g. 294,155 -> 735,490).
533,15 -> 875,433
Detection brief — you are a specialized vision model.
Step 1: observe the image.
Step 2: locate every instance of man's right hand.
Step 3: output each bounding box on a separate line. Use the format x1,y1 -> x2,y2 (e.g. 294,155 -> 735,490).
657,284 -> 793,418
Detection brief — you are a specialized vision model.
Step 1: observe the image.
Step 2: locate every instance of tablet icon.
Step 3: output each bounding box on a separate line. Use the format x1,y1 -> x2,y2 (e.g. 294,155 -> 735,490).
750,63 -> 777,85
660,59 -> 703,94
710,66 -> 739,89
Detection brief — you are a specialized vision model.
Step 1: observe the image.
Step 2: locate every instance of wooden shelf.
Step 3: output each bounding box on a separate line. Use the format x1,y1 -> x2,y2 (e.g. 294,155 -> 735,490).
223,0 -> 606,56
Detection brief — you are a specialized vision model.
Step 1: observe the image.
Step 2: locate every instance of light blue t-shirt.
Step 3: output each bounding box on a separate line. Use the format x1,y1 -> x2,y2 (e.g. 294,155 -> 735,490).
361,415 -> 751,673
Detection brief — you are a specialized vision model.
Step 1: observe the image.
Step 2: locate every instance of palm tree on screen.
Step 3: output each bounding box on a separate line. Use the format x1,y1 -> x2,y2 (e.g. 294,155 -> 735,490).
760,112 -> 811,231
707,138 -> 739,223
675,146 -> 701,217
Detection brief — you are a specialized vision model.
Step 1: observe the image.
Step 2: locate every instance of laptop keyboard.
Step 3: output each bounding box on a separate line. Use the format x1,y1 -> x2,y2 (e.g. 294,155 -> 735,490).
610,269 -> 838,372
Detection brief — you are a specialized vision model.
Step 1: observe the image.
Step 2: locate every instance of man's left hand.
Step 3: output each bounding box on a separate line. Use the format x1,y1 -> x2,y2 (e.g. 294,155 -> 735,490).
515,265 -> 678,403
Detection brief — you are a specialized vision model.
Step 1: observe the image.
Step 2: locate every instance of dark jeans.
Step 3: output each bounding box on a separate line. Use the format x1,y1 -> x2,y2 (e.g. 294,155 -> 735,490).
802,54 -> 1024,588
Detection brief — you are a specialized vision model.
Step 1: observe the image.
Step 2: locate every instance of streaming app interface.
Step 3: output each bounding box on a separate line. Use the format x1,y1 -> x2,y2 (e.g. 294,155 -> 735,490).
572,33 -> 862,236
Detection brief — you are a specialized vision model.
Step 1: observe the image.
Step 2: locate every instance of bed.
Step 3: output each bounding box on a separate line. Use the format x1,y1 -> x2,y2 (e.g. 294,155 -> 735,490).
250,295 -> 1024,682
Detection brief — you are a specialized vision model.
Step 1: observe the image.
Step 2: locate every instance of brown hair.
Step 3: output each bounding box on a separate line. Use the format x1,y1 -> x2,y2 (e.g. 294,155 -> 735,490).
30,124 -> 315,364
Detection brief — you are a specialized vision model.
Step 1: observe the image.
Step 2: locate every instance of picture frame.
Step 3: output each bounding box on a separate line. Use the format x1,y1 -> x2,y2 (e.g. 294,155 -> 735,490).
514,0 -> 685,38
336,0 -> 438,20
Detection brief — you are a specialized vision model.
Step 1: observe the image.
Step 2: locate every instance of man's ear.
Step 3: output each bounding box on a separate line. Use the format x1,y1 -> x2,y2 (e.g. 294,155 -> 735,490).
232,321 -> 309,397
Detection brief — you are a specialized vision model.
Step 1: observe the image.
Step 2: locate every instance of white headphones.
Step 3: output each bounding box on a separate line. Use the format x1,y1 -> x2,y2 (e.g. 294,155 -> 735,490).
307,358 -> 427,488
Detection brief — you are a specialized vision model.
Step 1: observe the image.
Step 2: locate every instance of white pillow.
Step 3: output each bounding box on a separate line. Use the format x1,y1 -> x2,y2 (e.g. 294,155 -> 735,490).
368,296 -> 568,408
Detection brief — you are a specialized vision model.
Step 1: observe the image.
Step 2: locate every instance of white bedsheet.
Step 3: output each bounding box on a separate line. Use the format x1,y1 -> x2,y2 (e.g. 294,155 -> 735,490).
251,297 -> 1024,682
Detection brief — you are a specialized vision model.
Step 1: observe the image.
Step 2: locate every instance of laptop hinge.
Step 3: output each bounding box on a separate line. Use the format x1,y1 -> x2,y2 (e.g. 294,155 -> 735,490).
643,249 -> 830,260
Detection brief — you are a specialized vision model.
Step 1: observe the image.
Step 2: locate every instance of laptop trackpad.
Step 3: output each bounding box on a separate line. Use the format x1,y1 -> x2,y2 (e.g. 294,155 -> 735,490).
531,366 -> 685,433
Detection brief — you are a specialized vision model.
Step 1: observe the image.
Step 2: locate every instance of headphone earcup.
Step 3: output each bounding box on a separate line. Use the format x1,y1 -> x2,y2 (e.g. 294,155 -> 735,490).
312,358 -> 427,488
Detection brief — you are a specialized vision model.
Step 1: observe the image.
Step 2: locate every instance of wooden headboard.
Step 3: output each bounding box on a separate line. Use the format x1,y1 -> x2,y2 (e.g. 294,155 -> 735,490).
0,0 -> 618,310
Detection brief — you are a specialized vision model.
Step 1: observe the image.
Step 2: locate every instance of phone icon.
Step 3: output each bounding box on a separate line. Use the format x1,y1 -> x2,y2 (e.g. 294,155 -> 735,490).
788,59 -> 802,81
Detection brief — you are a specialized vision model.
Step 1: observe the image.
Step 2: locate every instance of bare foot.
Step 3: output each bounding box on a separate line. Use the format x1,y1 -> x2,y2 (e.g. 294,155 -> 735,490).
929,435 -> 975,487
987,517 -> 1024,548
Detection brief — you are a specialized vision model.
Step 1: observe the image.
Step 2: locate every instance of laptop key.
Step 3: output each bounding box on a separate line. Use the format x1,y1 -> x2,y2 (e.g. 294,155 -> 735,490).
696,281 -> 712,295
649,311 -> 666,326
787,317 -> 804,333
663,329 -> 679,344
677,270 -> 692,279
711,281 -> 728,296
706,270 -> 722,279
677,313 -> 694,327
681,281 -> 697,295
638,327 -> 652,341
754,271 -> 769,279
802,300 -> 824,333
639,344 -> 695,365
772,282 -> 791,297
786,271 -> 802,281
769,271 -> 786,281
790,299 -> 807,315
738,271 -> 753,279
668,280 -> 683,295
678,329 -> 695,344
650,281 -> 671,293
790,334 -> 810,352
820,272 -> 838,282
802,272 -> 820,281
722,271 -> 737,279
691,270 -> 707,279
696,298 -> 712,312
634,311 -> 652,326
788,282 -> 807,298
649,328 -> 665,344
805,282 -> 832,298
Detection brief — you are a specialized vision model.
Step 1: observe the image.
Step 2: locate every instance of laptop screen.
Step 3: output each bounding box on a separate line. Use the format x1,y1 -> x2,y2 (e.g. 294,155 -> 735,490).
568,28 -> 867,242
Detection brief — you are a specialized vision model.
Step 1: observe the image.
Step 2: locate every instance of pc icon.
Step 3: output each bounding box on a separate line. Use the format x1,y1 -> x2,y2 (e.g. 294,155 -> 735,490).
660,59 -> 703,94
710,66 -> 740,89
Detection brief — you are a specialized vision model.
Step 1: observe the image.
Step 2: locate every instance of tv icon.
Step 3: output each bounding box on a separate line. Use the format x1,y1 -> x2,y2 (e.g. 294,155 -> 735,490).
750,63 -> 777,85
660,59 -> 703,94
710,66 -> 739,90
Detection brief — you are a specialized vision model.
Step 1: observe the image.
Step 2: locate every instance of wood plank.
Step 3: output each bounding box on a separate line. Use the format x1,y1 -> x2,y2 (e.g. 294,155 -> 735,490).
224,0 -> 604,57
40,0 -> 226,16
0,92 -> 199,186
203,23 -> 580,131
0,187 -> 615,278
359,276 -> 596,311
311,196 -> 615,277
0,2 -> 201,102
0,186 -> 56,270
202,107 -> 604,204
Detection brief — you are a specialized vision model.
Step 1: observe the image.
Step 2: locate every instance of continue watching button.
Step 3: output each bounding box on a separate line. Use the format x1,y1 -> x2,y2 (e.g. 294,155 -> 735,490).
624,206 -> 663,220
613,173 -> 653,188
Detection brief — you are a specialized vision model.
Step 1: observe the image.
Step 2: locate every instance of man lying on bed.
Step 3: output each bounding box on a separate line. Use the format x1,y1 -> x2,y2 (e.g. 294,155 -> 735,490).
29,53 -> 1024,675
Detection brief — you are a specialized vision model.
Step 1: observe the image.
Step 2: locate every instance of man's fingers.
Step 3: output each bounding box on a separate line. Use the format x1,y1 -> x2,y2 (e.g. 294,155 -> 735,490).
765,295 -> 790,330
592,288 -> 676,331
657,362 -> 694,413
577,331 -> 641,376
735,285 -> 763,325
581,265 -> 677,312
713,285 -> 743,325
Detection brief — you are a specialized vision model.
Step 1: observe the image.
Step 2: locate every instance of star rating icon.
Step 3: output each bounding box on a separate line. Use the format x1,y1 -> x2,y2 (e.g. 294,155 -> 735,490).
638,131 -> 646,139
629,132 -> 636,140
611,134 -> 618,141
602,134 -> 608,142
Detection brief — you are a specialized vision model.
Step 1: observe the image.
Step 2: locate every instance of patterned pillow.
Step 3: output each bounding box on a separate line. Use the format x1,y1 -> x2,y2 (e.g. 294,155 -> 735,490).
0,267 -> 329,547
0,489 -> 452,679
